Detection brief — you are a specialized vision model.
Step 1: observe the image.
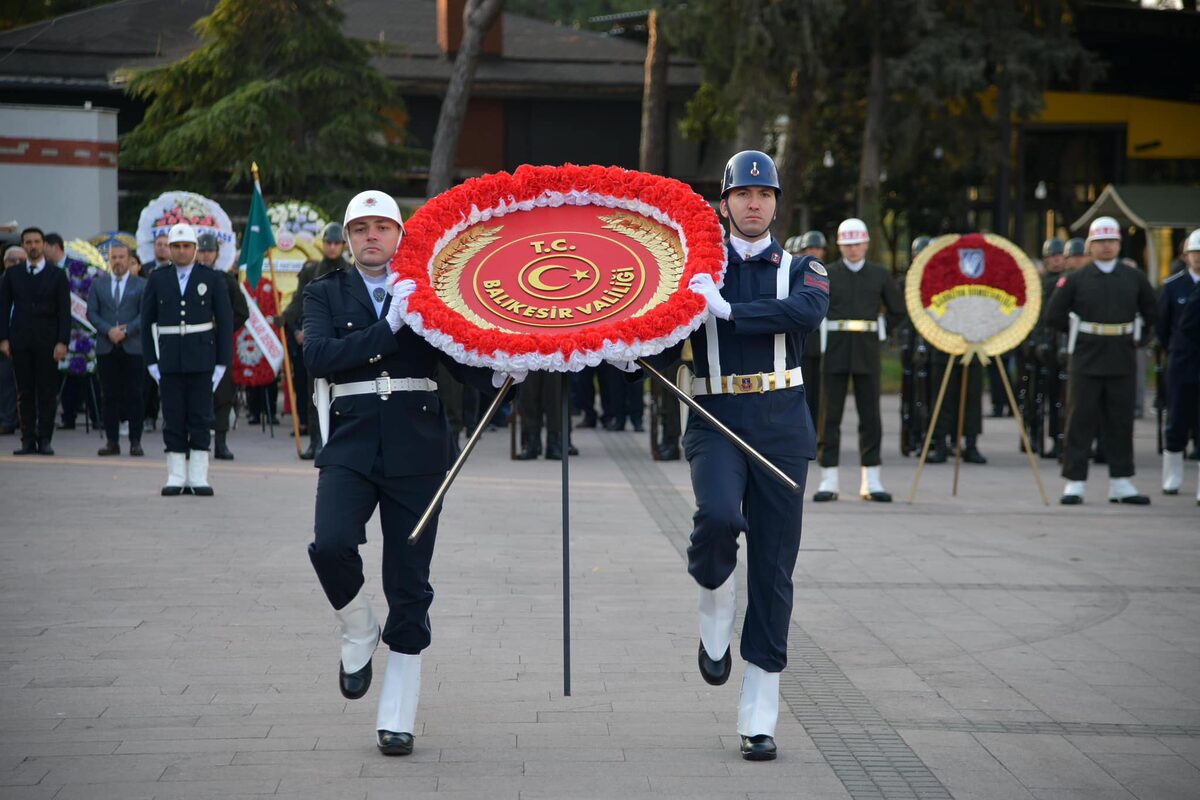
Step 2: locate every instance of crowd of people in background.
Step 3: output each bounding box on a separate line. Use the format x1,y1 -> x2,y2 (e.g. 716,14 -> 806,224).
2,215 -> 1198,507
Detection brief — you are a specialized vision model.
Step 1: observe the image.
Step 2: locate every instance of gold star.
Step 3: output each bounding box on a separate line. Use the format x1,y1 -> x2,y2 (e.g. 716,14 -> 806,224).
571,269 -> 590,281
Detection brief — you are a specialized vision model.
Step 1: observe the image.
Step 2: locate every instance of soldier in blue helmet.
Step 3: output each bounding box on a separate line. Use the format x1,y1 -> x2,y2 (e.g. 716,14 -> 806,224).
634,150 -> 830,761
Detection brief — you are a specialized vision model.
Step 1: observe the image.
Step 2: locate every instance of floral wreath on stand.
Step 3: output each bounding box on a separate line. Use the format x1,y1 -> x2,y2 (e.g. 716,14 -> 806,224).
392,164 -> 726,372
62,240 -> 106,376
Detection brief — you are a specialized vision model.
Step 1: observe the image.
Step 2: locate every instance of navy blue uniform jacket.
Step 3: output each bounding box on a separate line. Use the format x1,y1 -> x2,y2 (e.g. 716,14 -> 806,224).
650,240 -> 830,458
140,263 -> 234,373
1157,271 -> 1200,385
303,267 -> 493,479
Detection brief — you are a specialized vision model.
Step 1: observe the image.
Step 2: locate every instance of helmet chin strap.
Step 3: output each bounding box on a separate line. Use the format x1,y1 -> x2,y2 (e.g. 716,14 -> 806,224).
727,211 -> 775,242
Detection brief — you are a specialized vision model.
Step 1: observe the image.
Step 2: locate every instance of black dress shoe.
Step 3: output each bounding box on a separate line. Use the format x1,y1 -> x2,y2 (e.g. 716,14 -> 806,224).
56,421 -> 76,430
961,446 -> 987,464
1060,494 -> 1083,505
567,443 -> 579,456
632,422 -> 645,432
861,491 -> 892,502
299,443 -> 316,460
1110,494 -> 1150,505
340,627 -> 380,700
213,442 -> 234,460
376,730 -> 414,756
697,642 -> 731,686
247,415 -> 261,426
13,443 -> 37,455
129,442 -> 144,457
162,485 -> 185,497
656,442 -> 681,461
812,491 -> 838,502
926,442 -> 948,463
603,419 -> 624,432
98,441 -> 120,456
514,444 -> 541,461
545,441 -> 563,460
578,417 -> 597,429
740,734 -> 777,761
37,441 -> 54,456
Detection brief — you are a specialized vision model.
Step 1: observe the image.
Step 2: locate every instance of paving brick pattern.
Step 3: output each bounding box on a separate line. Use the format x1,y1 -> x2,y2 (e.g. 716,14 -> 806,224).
0,394 -> 1196,799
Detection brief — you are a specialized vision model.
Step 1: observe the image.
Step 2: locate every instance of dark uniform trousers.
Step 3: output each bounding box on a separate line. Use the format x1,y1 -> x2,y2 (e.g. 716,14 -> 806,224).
98,348 -> 144,443
801,333 -> 821,424
140,263 -> 234,454
816,259 -> 906,468
1045,262 -> 1157,482
518,370 -> 564,442
654,240 -> 828,673
931,354 -> 983,439
0,264 -> 71,446
302,267 -> 492,655
1158,272 -> 1200,453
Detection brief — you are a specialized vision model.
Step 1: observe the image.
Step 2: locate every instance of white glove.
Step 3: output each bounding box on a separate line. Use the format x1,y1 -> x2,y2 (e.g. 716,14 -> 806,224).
211,364 -> 226,391
688,273 -> 732,320
385,276 -> 417,333
147,364 -> 161,384
492,369 -> 527,388
611,360 -> 639,373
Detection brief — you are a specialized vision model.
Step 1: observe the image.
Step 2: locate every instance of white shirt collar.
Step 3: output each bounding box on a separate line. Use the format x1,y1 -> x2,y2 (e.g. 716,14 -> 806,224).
28,258 -> 46,273
729,234 -> 772,261
1094,259 -> 1117,274
845,259 -> 865,272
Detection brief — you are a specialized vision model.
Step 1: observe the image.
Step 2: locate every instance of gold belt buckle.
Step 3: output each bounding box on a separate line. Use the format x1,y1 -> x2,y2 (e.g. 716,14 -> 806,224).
731,373 -> 764,394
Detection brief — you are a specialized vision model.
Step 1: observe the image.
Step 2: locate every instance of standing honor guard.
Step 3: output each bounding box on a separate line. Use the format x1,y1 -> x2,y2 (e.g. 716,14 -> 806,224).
1158,229 -> 1200,495
646,150 -> 828,760
1045,216 -> 1157,505
303,191 -> 506,757
814,217 -> 906,501
141,223 -> 234,496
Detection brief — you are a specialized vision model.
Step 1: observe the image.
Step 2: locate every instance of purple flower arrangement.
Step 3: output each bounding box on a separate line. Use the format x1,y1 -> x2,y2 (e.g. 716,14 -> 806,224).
61,257 -> 99,376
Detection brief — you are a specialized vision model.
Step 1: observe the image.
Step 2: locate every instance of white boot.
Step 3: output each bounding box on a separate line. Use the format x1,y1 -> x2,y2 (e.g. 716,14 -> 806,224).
1163,451 -> 1184,495
334,588 -> 380,676
814,466 -> 839,500
187,449 -> 213,496
376,651 -> 421,734
698,573 -> 736,662
1108,477 -> 1149,505
737,663 -> 780,737
1061,480 -> 1085,505
860,465 -> 892,502
161,452 -> 187,496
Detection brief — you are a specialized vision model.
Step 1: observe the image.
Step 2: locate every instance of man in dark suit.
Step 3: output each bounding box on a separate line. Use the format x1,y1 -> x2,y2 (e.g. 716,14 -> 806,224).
87,242 -> 146,456
304,190 -> 506,757
0,227 -> 70,455
0,245 -> 25,435
141,223 -> 233,496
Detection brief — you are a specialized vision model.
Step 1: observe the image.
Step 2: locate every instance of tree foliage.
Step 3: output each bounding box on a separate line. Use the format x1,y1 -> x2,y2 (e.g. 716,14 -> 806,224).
671,0 -> 1101,259
120,0 -> 409,198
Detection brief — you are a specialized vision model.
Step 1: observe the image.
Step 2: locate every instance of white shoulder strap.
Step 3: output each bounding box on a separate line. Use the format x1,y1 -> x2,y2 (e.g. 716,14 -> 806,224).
774,252 -> 791,385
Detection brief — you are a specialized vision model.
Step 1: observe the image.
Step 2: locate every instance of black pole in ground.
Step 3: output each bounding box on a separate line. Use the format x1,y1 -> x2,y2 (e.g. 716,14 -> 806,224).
561,372 -> 572,697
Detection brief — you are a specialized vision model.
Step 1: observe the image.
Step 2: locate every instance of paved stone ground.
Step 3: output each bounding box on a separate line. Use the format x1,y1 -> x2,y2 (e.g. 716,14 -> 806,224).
0,394 -> 1196,800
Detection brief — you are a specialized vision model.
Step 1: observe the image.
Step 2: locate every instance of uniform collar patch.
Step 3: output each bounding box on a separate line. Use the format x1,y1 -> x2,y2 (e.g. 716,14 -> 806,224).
770,251 -> 781,265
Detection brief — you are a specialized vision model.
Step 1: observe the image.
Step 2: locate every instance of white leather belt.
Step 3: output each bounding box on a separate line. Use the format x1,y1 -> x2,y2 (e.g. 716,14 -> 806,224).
826,319 -> 879,333
692,366 -> 804,396
156,322 -> 214,335
331,374 -> 438,401
1077,321 -> 1134,336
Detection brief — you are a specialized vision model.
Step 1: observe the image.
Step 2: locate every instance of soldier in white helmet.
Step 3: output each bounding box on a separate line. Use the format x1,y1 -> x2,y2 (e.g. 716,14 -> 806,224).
1156,228 -> 1200,497
303,190 -> 521,756
140,222 -> 234,496
1044,216 -> 1157,505
813,218 -> 906,503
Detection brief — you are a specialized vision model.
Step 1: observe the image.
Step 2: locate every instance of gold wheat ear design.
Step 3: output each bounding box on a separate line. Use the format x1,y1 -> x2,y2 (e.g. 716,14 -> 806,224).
598,211 -> 685,318
432,224 -> 504,293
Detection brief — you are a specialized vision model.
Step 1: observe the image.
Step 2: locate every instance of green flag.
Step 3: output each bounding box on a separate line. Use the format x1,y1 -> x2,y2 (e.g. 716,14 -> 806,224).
240,182 -> 276,289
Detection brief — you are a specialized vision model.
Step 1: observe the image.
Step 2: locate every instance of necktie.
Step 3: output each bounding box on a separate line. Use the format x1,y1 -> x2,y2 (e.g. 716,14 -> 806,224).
114,277 -> 122,305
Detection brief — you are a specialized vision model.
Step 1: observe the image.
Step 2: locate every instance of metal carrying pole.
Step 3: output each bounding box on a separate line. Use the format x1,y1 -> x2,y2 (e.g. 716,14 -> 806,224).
560,372 -> 571,697
636,359 -> 800,493
408,376 -> 516,544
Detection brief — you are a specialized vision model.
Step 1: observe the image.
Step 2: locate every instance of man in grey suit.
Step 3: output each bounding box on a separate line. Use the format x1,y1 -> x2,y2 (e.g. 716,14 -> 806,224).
87,242 -> 146,456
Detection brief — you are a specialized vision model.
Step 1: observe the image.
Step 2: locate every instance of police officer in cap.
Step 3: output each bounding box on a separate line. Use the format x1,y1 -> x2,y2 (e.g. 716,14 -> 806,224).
637,150 -> 829,761
786,231 -> 827,422
141,223 -> 234,496
1045,216 -> 1157,505
303,190 -> 517,756
813,218 -> 906,501
195,233 -> 249,460
1157,228 -> 1200,495
282,221 -> 346,459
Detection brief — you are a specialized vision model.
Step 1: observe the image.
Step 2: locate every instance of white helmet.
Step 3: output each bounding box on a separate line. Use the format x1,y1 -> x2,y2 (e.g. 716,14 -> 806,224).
167,222 -> 198,245
343,190 -> 404,263
1185,228 -> 1200,253
1087,216 -> 1121,242
836,218 -> 870,246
